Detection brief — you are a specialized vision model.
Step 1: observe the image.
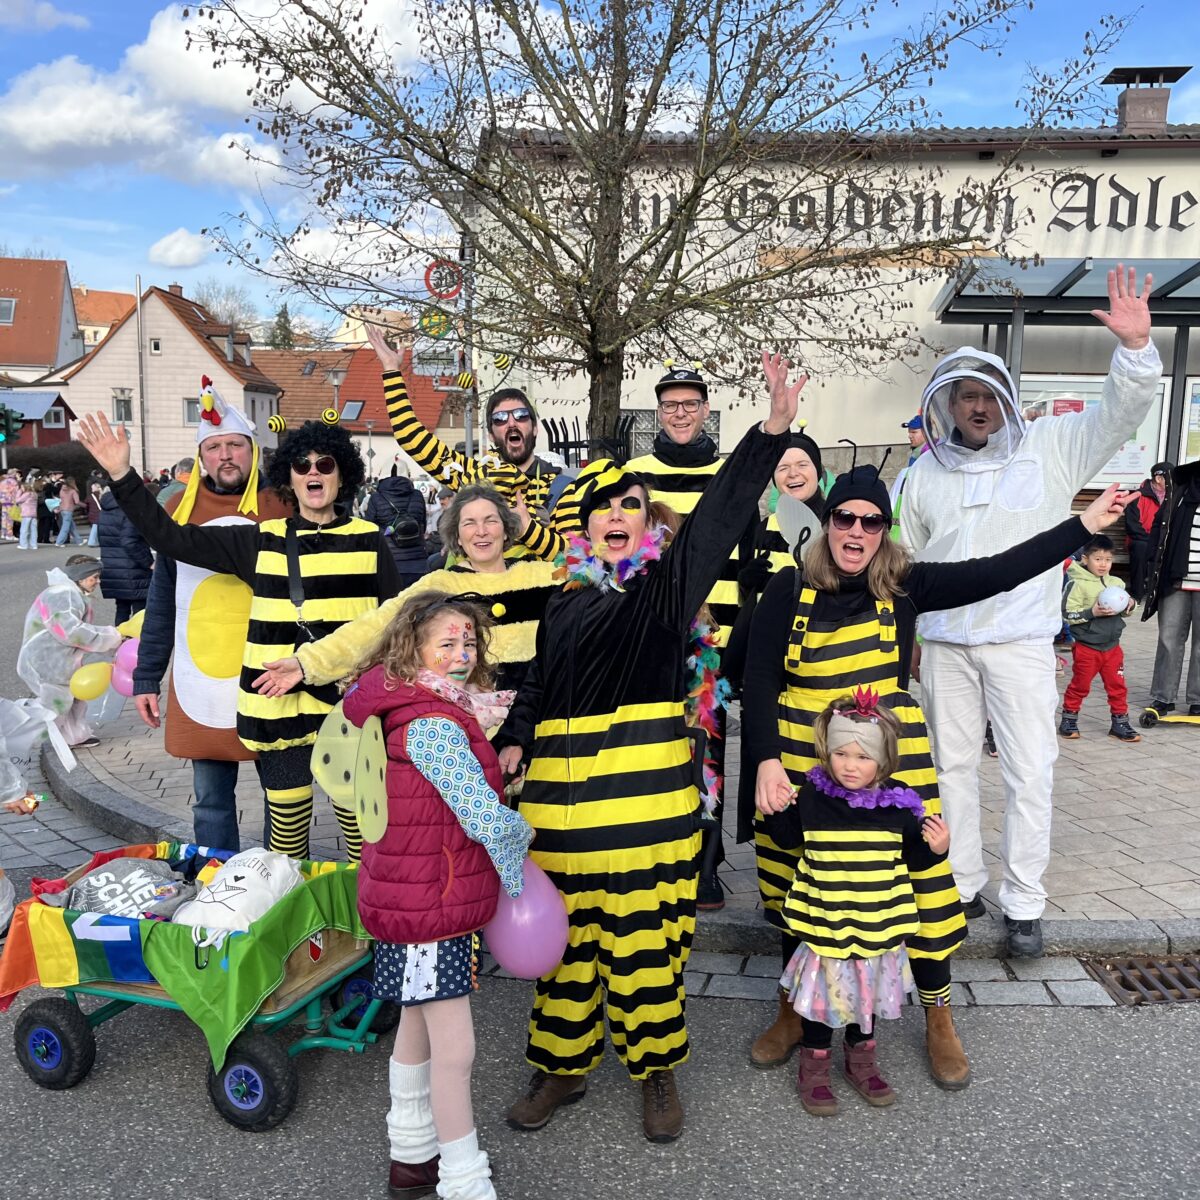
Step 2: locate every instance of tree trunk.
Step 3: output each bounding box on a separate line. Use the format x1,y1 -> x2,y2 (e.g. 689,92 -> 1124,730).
586,345 -> 625,445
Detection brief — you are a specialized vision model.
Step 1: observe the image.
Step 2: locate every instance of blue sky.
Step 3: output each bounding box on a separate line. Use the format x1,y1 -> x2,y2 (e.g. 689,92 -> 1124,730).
1,0 -> 1197,327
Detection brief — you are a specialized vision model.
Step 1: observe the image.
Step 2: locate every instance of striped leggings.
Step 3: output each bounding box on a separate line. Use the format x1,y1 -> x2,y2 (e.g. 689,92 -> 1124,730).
258,744 -> 362,862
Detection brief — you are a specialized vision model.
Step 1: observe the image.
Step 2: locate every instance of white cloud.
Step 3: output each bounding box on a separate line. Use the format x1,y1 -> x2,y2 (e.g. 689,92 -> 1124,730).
148,227 -> 211,268
0,1 -> 89,31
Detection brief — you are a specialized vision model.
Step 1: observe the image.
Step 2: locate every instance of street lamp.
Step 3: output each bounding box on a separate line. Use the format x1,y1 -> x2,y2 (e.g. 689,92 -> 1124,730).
325,365 -> 348,413
365,419 -> 375,479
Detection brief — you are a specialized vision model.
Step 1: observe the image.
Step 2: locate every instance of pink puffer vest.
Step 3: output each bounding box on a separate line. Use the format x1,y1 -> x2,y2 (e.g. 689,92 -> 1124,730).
342,667 -> 503,945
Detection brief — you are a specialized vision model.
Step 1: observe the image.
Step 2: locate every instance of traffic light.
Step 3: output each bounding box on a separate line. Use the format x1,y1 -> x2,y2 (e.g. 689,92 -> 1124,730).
0,405 -> 7,443
0,404 -> 21,444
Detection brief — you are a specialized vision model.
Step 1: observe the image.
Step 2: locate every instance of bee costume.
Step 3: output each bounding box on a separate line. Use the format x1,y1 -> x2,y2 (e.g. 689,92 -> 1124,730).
497,421 -> 788,1086
743,465 -> 1103,1087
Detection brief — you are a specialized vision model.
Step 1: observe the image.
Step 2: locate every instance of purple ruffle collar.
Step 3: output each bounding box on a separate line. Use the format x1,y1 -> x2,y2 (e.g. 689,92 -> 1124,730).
809,765 -> 926,819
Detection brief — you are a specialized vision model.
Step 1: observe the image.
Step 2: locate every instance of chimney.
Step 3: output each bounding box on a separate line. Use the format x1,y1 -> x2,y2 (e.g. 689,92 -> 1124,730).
1103,65 -> 1191,135
225,332 -> 235,362
168,282 -> 184,296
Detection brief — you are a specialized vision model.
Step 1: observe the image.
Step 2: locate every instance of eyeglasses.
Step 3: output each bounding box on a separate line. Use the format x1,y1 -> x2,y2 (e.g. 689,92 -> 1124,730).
490,408 -> 533,427
829,508 -> 888,535
291,455 -> 337,476
592,496 -> 644,515
658,399 -> 703,415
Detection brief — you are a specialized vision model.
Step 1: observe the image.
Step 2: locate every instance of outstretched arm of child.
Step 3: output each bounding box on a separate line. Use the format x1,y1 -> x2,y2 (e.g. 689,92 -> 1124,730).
407,716 -> 533,897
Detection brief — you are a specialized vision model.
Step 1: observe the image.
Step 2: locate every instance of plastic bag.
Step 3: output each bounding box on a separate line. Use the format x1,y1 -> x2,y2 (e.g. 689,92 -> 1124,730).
172,848 -> 303,946
0,697 -> 76,805
0,869 -> 15,936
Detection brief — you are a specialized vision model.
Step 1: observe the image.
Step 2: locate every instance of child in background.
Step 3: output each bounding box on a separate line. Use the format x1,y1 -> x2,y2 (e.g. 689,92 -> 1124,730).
16,478 -> 40,551
761,688 -> 950,1117
342,593 -> 532,1200
1059,534 -> 1140,743
17,555 -> 123,748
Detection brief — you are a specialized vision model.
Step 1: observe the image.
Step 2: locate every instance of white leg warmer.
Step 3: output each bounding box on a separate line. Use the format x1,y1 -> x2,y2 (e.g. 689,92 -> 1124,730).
436,1130 -> 495,1200
387,1058 -> 439,1164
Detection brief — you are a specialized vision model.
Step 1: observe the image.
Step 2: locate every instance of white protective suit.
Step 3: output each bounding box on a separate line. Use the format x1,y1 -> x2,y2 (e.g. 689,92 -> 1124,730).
901,341 -> 1162,920
17,568 -> 123,747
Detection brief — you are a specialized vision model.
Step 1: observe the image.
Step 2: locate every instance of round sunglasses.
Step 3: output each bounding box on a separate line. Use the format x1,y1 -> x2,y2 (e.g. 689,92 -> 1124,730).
291,455 -> 338,476
828,508 -> 888,535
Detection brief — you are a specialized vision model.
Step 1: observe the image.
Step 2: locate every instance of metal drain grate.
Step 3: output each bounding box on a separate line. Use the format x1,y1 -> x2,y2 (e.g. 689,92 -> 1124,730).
1084,956 -> 1200,1005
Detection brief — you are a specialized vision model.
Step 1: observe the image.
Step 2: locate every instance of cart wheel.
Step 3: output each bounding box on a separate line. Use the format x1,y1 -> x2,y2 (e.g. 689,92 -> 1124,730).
337,972 -> 401,1034
207,1032 -> 298,1132
14,998 -> 96,1090
1140,710 -> 1159,728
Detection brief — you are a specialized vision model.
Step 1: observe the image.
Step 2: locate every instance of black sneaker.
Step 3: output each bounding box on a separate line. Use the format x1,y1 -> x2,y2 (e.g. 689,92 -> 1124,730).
962,895 -> 987,920
1108,713 -> 1141,743
73,736 -> 101,749
1004,916 -> 1043,959
696,874 -> 726,912
1189,705 -> 1200,718
983,724 -> 998,758
1057,710 -> 1080,739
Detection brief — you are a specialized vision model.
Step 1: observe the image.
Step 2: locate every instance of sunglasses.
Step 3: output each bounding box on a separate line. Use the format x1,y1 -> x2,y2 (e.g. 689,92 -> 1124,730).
490,408 -> 533,427
829,508 -> 888,535
592,496 -> 644,515
291,455 -> 337,476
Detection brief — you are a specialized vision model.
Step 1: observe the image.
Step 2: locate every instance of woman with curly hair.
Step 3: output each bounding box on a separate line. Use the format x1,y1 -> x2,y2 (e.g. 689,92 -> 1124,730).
77,413 -> 401,861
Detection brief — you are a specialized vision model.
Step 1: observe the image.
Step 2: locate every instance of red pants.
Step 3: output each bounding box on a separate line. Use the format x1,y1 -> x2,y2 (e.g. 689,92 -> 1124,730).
1063,642 -> 1127,714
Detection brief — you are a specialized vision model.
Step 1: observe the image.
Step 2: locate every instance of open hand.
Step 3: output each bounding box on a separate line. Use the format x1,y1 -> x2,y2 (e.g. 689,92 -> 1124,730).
252,657 -> 304,697
1091,264 -> 1152,350
761,351 -> 809,435
365,322 -> 403,374
1080,484 -> 1136,533
922,814 -> 949,855
76,412 -> 132,479
755,758 -> 796,815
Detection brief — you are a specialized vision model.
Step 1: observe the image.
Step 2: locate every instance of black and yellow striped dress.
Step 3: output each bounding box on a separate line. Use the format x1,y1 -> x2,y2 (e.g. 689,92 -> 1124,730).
497,423 -> 788,1079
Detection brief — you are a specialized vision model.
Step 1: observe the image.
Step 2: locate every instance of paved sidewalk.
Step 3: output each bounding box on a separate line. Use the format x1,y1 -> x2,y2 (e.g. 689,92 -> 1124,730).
23,610 -> 1200,941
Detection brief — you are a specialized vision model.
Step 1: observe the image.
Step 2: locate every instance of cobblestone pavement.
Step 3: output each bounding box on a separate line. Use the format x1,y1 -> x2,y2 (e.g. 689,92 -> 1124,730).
3,542 -> 1198,920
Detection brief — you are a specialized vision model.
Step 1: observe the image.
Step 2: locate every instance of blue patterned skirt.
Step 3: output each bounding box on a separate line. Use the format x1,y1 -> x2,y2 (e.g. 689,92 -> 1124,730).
372,933 -> 478,1006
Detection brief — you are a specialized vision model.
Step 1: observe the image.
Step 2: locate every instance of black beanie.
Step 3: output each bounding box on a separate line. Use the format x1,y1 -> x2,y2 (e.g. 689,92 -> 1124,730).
785,429 -> 822,481
824,466 -> 892,525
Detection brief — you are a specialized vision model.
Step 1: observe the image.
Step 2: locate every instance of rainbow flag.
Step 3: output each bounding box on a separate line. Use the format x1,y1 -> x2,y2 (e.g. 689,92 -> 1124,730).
26,905 -> 153,986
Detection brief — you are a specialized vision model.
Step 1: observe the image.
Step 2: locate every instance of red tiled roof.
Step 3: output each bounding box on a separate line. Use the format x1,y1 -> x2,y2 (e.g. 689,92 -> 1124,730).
0,258 -> 71,368
72,286 -> 135,329
62,285 -> 281,394
258,345 -> 448,432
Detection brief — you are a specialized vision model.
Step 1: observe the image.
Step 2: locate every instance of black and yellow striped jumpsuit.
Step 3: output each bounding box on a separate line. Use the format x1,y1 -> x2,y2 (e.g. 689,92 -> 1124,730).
109,472 -> 400,861
743,514 -> 1098,1005
497,422 -> 788,1079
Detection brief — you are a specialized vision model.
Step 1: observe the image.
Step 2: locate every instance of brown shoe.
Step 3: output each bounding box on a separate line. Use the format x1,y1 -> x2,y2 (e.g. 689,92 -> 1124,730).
749,988 -> 804,1069
642,1069 -> 683,1143
388,1155 -> 439,1199
925,1005 -> 970,1090
506,1069 -> 587,1131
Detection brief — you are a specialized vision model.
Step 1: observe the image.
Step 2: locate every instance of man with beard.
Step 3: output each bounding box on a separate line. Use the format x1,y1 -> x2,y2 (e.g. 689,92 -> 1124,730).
131,397 -> 291,852
367,326 -> 575,530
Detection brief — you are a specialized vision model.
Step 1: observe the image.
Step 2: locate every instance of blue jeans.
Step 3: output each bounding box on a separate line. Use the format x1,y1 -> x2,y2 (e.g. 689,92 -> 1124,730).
55,512 -> 76,544
87,524 -> 99,546
191,758 -> 270,854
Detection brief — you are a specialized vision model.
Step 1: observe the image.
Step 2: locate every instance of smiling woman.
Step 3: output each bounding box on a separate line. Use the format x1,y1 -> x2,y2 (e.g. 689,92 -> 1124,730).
75,412 -> 400,863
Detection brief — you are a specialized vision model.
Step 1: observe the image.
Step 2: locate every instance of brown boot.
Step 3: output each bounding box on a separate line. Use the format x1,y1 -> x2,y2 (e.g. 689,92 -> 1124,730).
642,1069 -> 684,1143
925,1005 -> 970,1090
388,1155 -> 439,1199
749,988 -> 804,1069
795,1047 -> 838,1116
505,1069 -> 587,1130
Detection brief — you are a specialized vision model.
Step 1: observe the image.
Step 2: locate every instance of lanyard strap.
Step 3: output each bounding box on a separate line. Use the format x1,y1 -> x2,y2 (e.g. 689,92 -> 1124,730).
285,522 -> 315,642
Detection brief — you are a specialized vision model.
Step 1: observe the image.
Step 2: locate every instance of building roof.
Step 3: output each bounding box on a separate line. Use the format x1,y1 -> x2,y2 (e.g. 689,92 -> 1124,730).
0,388 -> 76,421
72,286 -> 135,329
257,345 -> 449,433
62,285 -> 282,394
0,258 -> 73,368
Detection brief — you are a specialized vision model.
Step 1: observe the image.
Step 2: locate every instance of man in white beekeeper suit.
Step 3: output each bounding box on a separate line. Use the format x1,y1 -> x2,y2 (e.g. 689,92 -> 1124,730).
901,265 -> 1161,958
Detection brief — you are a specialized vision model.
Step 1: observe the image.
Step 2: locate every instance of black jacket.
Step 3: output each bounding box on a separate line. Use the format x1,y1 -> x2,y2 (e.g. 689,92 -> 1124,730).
1143,460 -> 1200,620
98,491 -> 154,601
365,477 -> 430,576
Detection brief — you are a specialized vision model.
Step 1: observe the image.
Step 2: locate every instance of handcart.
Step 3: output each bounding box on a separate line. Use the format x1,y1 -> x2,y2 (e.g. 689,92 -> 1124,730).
1,842 -> 398,1131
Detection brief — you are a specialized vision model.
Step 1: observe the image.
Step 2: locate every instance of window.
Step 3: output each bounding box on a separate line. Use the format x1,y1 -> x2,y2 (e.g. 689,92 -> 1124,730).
41,407 -> 65,429
183,397 -> 200,425
340,400 -> 364,421
301,359 -> 316,376
112,387 -> 133,423
149,338 -> 162,354
626,408 -> 720,457
0,298 -> 14,324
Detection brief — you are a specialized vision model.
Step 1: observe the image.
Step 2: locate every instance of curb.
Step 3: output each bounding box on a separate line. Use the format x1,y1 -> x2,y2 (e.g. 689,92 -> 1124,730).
43,747 -> 1200,960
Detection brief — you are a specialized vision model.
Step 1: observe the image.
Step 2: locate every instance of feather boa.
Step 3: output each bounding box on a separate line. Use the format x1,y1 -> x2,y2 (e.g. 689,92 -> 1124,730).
558,524 -> 727,817
808,765 -> 926,820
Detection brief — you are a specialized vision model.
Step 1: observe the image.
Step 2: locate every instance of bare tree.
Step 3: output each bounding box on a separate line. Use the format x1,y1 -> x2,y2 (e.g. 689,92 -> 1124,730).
192,0 -> 1127,436
191,275 -> 259,331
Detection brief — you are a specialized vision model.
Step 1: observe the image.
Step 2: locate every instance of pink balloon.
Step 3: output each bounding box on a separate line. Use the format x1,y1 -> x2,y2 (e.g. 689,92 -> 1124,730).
115,638 -> 140,673
483,858 -> 568,979
111,664 -> 135,697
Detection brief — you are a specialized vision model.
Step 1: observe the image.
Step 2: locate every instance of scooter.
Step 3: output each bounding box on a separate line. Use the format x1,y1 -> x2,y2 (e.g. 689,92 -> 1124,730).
1139,703 -> 1200,728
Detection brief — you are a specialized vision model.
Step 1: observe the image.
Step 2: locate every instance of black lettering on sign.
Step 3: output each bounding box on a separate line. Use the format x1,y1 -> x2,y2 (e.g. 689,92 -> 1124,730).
1170,190 -> 1196,232
1048,173 -> 1099,232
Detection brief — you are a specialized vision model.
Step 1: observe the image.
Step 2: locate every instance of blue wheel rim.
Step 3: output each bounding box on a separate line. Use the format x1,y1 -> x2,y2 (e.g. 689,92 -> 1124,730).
344,978 -> 373,1018
223,1064 -> 265,1110
27,1027 -> 63,1071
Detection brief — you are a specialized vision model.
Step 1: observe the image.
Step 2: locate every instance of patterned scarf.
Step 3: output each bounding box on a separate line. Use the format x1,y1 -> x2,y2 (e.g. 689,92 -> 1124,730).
415,668 -> 516,730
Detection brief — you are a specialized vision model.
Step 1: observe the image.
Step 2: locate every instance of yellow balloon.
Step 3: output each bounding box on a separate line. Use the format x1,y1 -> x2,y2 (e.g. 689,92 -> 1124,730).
70,662 -> 113,701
